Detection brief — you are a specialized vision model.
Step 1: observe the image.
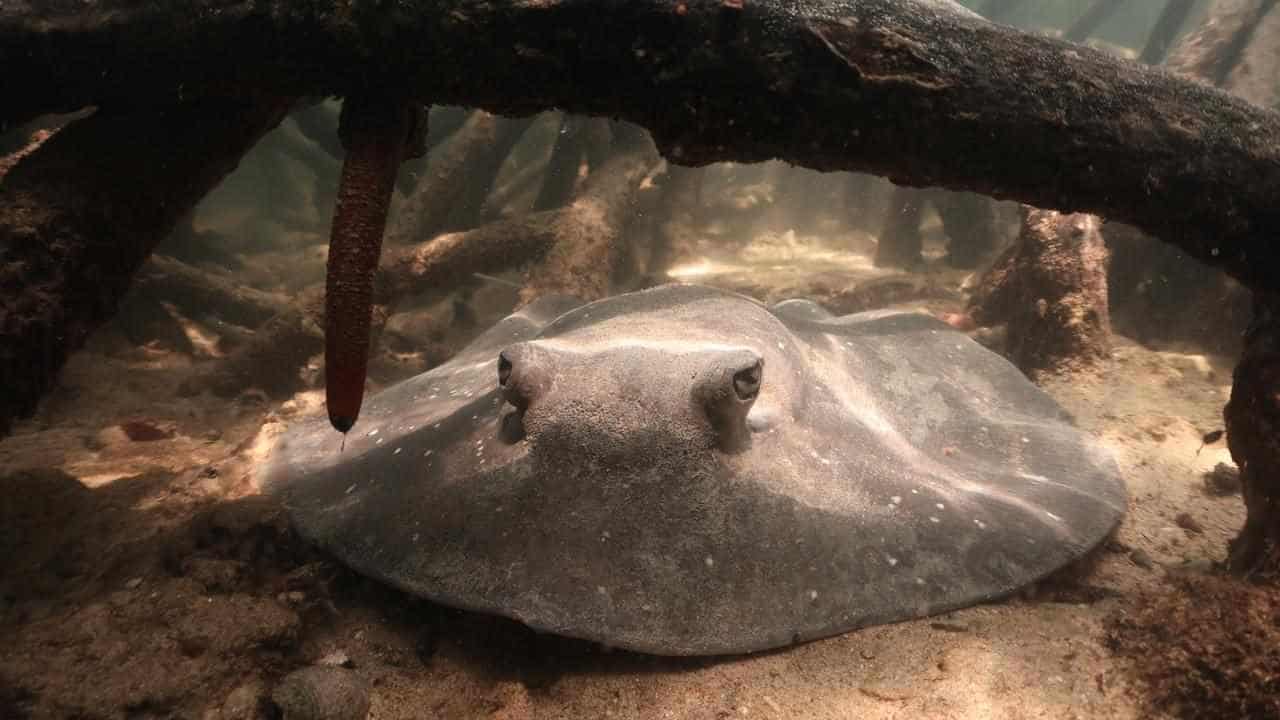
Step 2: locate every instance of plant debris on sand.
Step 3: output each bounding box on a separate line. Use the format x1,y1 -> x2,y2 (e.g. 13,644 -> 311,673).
1106,574 -> 1280,719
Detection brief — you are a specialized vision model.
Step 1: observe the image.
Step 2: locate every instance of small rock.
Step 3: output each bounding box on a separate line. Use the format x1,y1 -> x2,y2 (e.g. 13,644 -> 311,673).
971,325 -> 1007,352
489,680 -> 532,720
318,650 -> 353,668
222,681 -> 266,720
271,666 -> 370,720
182,557 -> 246,593
1129,548 -> 1154,569
178,633 -> 211,658
1202,463 -> 1241,496
286,591 -> 306,604
937,312 -> 977,332
119,419 -> 174,442
858,684 -> 913,702
1175,513 -> 1205,535
125,577 -> 143,589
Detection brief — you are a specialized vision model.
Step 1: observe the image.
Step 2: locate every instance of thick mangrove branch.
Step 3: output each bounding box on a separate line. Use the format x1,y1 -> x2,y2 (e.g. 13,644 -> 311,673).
0,98 -> 292,436
3,0 -> 1280,291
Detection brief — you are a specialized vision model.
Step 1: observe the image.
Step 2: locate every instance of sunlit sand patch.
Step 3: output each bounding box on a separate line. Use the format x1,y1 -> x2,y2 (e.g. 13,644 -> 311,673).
75,471 -> 138,488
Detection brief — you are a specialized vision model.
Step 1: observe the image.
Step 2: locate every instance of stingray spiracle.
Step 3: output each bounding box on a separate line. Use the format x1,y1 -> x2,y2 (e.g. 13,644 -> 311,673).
325,94 -> 426,434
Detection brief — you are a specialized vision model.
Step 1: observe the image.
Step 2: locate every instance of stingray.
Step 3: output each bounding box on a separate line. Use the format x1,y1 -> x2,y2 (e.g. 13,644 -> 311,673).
260,283 -> 1126,656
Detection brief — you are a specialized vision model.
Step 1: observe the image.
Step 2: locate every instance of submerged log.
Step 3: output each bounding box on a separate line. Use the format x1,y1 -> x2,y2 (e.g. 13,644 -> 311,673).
132,255 -> 287,330
533,115 -> 591,212
968,208 -> 1111,377
1139,0 -> 1198,65
520,124 -> 660,303
4,0 -> 1280,292
379,127 -> 660,307
932,189 -> 1001,269
0,97 -> 292,436
1224,290 -> 1280,575
385,112 -> 534,246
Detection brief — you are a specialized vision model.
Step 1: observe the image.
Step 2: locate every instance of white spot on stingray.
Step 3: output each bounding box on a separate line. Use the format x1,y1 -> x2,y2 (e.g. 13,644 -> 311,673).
890,496 -> 902,505
345,484 -> 356,494
935,503 -> 945,510
367,429 -> 379,437
777,341 -> 785,349
375,438 -> 384,445
423,450 -> 434,457
1021,436 -> 1030,443
929,516 -> 940,523
974,519 -> 987,530
393,447 -> 402,455
1046,511 -> 1062,522
809,590 -> 819,601
886,556 -> 898,566
705,556 -> 715,567
433,423 -> 441,429
915,577 -> 926,585
911,489 -> 919,494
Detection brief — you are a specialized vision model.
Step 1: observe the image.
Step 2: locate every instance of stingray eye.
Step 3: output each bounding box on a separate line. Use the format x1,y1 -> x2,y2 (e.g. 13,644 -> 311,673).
498,351 -> 513,387
695,349 -> 764,453
733,359 -> 763,401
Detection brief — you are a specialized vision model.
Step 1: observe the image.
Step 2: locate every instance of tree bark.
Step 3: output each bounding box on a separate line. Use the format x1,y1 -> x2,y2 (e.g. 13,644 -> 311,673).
933,189 -> 1001,269
533,115 -> 590,212
377,128 -> 659,308
521,125 -> 660,303
1140,0 -> 1199,65
968,207 -> 1111,377
178,288 -> 328,400
0,97 -> 292,436
1166,0 -> 1280,85
384,111 -> 534,247
131,255 -> 288,330
4,0 -> 1280,292
1224,290 -> 1280,575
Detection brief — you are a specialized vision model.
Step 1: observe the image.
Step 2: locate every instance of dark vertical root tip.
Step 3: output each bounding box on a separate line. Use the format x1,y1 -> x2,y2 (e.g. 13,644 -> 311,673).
330,415 -> 356,433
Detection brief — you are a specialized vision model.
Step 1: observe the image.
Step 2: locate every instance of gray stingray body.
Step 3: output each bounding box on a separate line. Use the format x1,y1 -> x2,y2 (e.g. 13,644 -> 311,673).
260,284 -> 1126,656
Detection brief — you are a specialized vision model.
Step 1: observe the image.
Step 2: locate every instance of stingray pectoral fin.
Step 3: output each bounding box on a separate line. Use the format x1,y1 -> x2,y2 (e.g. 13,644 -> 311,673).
693,349 -> 763,452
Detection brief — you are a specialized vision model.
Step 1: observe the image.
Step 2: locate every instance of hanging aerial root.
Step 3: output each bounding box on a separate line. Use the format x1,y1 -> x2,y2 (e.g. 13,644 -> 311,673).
325,94 -> 426,433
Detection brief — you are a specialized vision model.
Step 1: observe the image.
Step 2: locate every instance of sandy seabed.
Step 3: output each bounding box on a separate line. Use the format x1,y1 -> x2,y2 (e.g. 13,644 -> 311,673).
0,233 -> 1261,720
